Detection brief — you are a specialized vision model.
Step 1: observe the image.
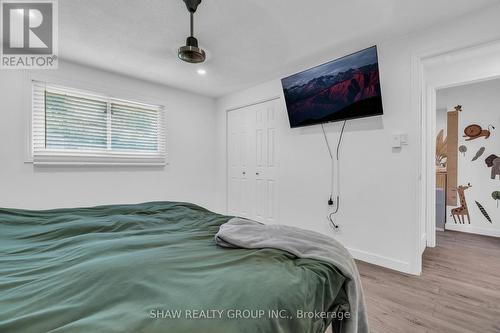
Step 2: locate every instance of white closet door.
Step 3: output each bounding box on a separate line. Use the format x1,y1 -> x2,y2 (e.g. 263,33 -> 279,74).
227,108 -> 255,218
227,99 -> 279,223
253,101 -> 279,224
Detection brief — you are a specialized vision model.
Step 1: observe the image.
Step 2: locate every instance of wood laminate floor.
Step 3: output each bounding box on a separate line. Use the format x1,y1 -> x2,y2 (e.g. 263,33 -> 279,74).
356,230 -> 500,333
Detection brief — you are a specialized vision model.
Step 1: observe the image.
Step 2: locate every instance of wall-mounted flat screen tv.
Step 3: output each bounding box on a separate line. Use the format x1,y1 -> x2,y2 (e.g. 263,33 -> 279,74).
281,46 -> 383,128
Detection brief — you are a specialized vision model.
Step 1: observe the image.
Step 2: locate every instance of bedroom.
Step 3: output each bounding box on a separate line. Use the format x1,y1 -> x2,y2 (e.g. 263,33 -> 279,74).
1,1 -> 500,332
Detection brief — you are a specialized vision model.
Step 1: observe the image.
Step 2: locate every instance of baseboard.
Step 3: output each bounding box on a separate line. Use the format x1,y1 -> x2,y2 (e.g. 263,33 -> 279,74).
420,233 -> 426,254
436,227 -> 445,231
347,247 -> 414,275
445,224 -> 500,238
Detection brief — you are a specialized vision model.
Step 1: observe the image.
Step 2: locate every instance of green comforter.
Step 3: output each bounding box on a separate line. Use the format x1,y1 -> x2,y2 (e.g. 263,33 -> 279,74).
0,202 -> 347,333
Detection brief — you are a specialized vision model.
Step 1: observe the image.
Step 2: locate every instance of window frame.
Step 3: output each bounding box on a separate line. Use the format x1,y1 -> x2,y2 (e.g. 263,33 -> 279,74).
30,81 -> 166,166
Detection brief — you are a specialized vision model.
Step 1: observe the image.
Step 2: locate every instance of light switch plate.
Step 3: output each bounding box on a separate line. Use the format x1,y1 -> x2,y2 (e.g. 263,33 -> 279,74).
392,135 -> 401,148
400,133 -> 408,145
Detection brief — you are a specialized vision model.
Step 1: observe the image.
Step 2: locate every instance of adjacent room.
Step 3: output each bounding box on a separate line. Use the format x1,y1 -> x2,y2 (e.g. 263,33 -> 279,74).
1,1 -> 500,332
435,79 -> 500,234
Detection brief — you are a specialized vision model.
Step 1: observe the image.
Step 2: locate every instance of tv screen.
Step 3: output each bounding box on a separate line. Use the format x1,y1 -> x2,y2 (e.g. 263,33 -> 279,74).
281,46 -> 383,128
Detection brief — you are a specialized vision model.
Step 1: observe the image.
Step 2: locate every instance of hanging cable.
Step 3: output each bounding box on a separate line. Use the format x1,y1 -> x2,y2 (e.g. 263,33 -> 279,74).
322,120 -> 347,229
321,123 -> 333,160
337,120 -> 347,160
321,123 -> 335,203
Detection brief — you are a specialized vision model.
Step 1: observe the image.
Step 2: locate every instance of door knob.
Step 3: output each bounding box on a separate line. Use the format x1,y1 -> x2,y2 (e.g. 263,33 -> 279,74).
242,171 -> 246,175
256,172 -> 260,175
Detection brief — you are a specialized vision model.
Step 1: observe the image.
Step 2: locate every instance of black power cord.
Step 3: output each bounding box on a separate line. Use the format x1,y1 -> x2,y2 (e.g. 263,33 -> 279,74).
321,120 -> 347,229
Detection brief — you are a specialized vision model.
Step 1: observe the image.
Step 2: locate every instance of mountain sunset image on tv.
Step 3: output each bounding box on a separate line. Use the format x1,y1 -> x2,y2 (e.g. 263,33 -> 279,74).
281,46 -> 383,128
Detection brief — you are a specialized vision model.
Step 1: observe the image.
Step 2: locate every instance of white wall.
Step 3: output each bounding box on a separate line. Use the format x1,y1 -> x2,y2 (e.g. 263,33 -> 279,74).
437,79 -> 500,236
214,4 -> 500,274
0,61 -> 217,210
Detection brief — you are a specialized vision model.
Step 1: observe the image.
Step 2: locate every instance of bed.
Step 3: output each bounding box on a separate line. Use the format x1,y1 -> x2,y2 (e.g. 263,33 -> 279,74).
0,201 -> 349,333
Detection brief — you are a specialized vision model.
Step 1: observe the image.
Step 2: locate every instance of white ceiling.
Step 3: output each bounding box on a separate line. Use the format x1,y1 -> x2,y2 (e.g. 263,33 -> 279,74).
60,0 -> 500,97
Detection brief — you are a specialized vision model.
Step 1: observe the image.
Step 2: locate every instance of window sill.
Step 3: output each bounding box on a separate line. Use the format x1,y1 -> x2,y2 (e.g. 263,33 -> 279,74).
30,151 -> 166,166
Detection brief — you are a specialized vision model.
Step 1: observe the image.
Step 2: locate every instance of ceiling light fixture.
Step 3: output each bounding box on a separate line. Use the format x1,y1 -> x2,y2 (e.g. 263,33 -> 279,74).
178,0 -> 206,64
197,69 -> 207,75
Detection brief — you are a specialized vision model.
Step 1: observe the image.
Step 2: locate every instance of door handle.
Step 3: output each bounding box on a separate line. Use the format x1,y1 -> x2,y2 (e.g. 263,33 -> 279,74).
256,172 -> 260,176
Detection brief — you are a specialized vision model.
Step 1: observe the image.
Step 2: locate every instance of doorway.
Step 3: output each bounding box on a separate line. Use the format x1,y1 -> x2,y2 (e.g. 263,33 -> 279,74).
434,80 -> 500,237
418,40 -> 500,273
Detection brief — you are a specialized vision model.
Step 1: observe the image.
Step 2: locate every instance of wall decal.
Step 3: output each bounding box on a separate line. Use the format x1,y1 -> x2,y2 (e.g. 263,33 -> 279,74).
436,129 -> 447,167
454,105 -> 462,112
492,191 -> 500,208
485,154 -> 498,167
471,147 -> 485,161
463,124 -> 495,141
446,110 -> 458,206
492,158 -> 500,180
486,154 -> 500,180
451,184 -> 471,224
459,145 -> 467,156
475,201 -> 492,223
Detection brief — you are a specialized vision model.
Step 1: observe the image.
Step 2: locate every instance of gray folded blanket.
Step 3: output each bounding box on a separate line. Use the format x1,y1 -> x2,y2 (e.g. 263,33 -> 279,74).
215,218 -> 369,333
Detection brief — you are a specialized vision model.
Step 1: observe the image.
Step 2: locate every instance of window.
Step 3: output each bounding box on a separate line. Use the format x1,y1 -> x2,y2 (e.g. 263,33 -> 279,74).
31,81 -> 166,165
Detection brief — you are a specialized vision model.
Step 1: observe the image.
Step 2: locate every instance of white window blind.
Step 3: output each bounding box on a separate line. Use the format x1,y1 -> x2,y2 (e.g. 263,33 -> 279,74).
32,81 -> 166,165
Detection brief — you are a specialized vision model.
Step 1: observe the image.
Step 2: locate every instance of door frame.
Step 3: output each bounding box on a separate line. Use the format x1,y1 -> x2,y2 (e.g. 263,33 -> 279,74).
225,96 -> 281,214
414,38 -> 500,274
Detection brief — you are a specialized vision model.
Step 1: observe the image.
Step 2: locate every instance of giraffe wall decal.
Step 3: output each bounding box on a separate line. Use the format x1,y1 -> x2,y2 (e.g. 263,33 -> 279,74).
451,183 -> 472,224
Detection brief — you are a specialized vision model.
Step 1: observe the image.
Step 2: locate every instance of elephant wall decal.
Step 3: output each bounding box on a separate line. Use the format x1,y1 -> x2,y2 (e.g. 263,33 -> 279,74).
492,158 -> 500,180
485,154 -> 500,180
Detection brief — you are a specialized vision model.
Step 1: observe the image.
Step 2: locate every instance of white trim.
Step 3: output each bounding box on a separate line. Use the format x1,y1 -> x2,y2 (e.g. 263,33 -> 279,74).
445,224 -> 500,238
23,71 -> 33,163
27,71 -> 169,107
347,247 -> 413,275
45,83 -> 161,109
32,162 -> 166,167
420,232 -> 427,255
226,96 -> 281,113
411,53 -> 425,276
32,150 -> 166,166
425,84 -> 437,249
224,109 -> 230,213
